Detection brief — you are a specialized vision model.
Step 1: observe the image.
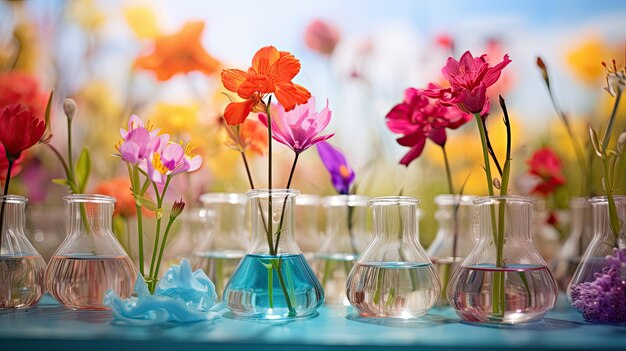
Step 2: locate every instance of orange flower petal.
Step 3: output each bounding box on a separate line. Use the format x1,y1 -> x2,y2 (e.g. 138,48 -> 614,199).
251,46 -> 281,75
274,82 -> 311,111
274,51 -> 301,83
222,69 -> 248,93
238,74 -> 274,98
224,99 -> 256,125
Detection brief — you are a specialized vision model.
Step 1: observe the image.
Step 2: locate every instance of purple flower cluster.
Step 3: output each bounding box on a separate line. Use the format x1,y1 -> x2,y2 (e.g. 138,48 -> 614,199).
571,248 -> 626,323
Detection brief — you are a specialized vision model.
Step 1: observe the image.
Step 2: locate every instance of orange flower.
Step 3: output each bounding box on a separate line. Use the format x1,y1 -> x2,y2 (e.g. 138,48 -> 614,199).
134,21 -> 220,81
224,118 -> 268,155
221,46 -> 311,125
94,177 -> 136,217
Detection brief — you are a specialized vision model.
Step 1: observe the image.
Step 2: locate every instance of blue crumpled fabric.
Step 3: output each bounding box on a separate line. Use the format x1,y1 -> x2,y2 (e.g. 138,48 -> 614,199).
104,259 -> 224,326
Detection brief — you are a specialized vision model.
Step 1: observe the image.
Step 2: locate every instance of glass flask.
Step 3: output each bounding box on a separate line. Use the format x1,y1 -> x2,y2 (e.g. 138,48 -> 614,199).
553,198 -> 593,290
45,194 -> 137,310
223,189 -> 324,319
427,195 -> 475,306
313,195 -> 369,305
447,196 -> 558,324
294,195 -> 322,255
531,200 -> 561,263
567,196 -> 626,300
0,195 -> 46,309
346,196 -> 440,318
193,193 -> 249,300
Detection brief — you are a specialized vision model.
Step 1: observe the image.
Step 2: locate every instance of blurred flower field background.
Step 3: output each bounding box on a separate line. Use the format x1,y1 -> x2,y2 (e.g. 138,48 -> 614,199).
0,0 -> 625,256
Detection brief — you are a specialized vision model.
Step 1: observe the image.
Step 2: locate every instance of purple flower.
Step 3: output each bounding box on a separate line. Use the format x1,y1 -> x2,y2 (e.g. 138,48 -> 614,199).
316,141 -> 355,195
117,115 -> 161,164
571,248 -> 626,323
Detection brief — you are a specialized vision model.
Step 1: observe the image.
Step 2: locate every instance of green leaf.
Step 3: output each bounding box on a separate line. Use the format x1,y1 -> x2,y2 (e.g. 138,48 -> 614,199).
75,147 -> 91,193
134,195 -> 157,211
51,178 -> 71,187
589,126 -> 602,158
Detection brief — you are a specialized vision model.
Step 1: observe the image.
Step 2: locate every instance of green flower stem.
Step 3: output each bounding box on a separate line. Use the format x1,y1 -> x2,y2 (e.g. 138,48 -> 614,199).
149,176 -> 172,284
128,164 -> 145,277
273,152 -> 299,253
272,259 -> 296,317
442,146 -> 455,195
474,114 -> 495,196
602,91 -> 622,239
266,97 -> 275,255
151,214 -> 176,293
268,264 -> 274,309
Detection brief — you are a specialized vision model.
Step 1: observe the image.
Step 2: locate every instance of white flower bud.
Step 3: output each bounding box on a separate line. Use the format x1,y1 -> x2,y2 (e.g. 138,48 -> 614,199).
63,98 -> 77,121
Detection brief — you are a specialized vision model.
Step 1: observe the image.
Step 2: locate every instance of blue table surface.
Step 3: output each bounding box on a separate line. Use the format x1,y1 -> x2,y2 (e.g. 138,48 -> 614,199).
1,294 -> 625,351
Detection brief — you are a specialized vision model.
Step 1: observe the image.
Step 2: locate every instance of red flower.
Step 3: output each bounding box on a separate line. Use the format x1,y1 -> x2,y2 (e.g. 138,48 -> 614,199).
424,51 -> 511,116
0,143 -> 23,181
385,87 -> 472,166
527,147 -> 565,195
0,71 -> 47,118
0,104 -> 46,160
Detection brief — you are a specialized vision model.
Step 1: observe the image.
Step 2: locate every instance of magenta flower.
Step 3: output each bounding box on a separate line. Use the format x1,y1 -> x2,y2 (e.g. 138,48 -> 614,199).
258,97 -> 334,154
117,115 -> 161,164
146,139 -> 202,185
423,51 -> 511,115
316,141 -> 354,195
385,87 -> 472,166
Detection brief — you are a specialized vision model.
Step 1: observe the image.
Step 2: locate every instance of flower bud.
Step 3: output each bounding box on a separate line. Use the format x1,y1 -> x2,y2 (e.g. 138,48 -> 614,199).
170,199 -> 185,220
63,98 -> 77,121
536,57 -> 550,86
618,132 -> 626,155
493,178 -> 501,190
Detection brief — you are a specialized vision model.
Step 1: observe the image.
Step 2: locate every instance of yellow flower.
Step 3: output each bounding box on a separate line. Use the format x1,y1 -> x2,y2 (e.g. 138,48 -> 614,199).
124,5 -> 160,39
148,103 -> 200,137
566,37 -> 618,86
68,0 -> 107,31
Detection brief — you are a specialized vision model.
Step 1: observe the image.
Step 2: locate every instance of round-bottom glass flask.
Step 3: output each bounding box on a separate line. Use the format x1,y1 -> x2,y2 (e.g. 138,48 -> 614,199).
447,196 -> 558,324
45,195 -> 137,310
0,196 -> 46,309
346,196 -> 440,318
223,189 -> 324,319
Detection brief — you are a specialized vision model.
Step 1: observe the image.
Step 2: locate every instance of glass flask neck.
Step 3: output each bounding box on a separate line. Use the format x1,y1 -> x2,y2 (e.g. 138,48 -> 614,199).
434,195 -> 475,235
590,196 -> 626,248
0,195 -> 34,256
371,197 -> 420,243
321,195 -> 368,254
65,194 -> 115,235
247,189 -> 300,255
465,195 -> 546,267
199,192 -> 248,251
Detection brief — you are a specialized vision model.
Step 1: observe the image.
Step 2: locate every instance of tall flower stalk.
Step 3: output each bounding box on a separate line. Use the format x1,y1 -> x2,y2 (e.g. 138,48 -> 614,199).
425,50 -> 512,317
536,57 -> 589,196
221,46 -> 330,317
589,60 -> 625,240
116,114 -> 202,293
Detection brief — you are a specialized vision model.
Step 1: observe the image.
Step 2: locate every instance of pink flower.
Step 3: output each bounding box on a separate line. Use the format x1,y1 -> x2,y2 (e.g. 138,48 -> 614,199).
117,115 -> 161,164
304,19 -> 341,56
146,140 -> 202,185
386,87 -> 471,166
424,51 -> 511,115
258,97 -> 334,154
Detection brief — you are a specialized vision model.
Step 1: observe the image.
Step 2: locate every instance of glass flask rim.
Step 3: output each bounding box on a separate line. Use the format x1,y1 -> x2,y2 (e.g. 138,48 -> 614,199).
434,194 -> 476,206
369,196 -> 420,206
473,195 -> 534,206
0,194 -> 28,204
295,194 -> 322,206
570,197 -> 590,208
323,194 -> 369,207
64,193 -> 116,204
247,188 -> 300,198
589,195 -> 626,205
199,192 -> 247,205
